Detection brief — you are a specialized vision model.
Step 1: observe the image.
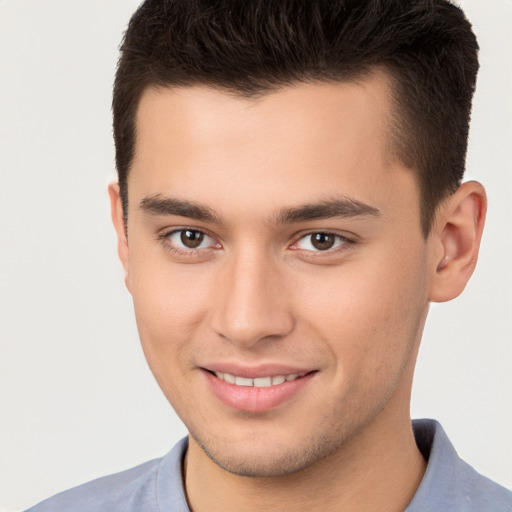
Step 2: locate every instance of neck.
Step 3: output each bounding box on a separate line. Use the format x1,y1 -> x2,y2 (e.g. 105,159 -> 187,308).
184,412 -> 426,512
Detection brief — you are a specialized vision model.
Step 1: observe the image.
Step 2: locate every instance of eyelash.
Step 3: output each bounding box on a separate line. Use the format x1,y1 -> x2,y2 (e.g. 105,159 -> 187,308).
158,228 -> 219,257
290,231 -> 353,256
158,228 -> 355,258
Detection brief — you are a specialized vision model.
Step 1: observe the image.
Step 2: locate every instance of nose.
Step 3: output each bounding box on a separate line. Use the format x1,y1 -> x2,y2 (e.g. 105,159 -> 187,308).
211,250 -> 295,348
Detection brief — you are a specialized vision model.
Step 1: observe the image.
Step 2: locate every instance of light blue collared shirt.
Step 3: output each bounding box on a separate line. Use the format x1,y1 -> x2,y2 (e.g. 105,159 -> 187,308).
27,419 -> 512,511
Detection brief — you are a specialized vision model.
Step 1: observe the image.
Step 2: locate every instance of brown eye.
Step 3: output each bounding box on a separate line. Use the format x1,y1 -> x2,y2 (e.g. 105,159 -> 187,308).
164,229 -> 218,254
294,232 -> 348,252
180,229 -> 204,248
310,233 -> 335,250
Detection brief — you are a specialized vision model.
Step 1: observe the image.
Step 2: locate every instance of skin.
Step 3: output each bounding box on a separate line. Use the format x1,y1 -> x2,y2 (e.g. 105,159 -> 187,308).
109,73 -> 486,511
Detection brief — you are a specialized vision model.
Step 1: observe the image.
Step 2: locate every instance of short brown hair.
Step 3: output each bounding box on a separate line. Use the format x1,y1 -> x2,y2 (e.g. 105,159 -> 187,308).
113,0 -> 479,236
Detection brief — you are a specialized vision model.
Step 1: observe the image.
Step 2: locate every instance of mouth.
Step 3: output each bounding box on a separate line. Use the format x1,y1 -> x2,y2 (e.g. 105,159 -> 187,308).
208,370 -> 310,388
202,367 -> 317,413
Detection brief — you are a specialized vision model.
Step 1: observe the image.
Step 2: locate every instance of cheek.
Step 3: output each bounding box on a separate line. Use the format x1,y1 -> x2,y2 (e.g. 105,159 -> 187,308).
129,270 -> 210,409
297,249 -> 428,378
128,251 -> 212,368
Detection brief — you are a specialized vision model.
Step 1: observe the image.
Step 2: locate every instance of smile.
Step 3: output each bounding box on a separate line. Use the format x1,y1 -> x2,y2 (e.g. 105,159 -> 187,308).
204,368 -> 316,412
213,371 -> 308,387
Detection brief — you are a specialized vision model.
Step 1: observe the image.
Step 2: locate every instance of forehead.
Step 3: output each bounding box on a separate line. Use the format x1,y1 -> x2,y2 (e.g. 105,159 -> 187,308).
133,74 -> 394,166
129,74 -> 418,226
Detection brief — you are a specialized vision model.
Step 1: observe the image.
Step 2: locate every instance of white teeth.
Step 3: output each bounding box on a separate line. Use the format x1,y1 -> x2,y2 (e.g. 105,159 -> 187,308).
253,376 -> 272,387
224,372 -> 236,384
235,376 -> 253,387
213,371 -> 307,387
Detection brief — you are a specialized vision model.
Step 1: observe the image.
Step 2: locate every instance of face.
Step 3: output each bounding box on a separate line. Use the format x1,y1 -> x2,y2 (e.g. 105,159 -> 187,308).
115,76 -> 434,477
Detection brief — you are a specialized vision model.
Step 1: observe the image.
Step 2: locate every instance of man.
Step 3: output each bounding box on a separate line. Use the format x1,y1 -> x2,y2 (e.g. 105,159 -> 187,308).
26,0 -> 512,510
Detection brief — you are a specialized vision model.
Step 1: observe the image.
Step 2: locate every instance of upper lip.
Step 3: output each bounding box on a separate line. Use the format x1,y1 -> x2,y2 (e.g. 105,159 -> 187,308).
201,363 -> 315,379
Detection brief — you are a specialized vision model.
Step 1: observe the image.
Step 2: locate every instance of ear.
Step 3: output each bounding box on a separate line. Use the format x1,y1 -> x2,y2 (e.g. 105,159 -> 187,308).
108,182 -> 132,292
428,181 -> 487,302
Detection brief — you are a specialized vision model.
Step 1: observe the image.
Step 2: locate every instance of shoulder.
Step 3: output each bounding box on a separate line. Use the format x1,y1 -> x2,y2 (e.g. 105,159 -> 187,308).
26,459 -> 160,512
25,438 -> 190,512
408,419 -> 512,512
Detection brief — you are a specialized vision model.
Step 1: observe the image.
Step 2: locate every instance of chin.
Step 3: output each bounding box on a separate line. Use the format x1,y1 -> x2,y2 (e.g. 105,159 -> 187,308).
190,428 -> 344,478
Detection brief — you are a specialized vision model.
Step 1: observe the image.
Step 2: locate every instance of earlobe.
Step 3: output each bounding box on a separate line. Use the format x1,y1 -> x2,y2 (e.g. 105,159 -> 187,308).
428,181 -> 487,303
108,182 -> 131,292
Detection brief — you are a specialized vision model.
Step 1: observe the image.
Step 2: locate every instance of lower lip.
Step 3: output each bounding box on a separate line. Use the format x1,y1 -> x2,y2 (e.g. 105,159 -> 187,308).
202,370 -> 315,413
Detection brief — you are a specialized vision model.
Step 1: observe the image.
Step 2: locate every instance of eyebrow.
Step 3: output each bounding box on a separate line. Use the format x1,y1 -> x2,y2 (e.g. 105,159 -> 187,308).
140,195 -> 225,225
139,194 -> 381,225
274,197 -> 381,224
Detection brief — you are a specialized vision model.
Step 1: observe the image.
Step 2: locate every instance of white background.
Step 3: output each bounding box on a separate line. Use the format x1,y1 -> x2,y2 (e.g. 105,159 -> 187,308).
0,1 -> 510,510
